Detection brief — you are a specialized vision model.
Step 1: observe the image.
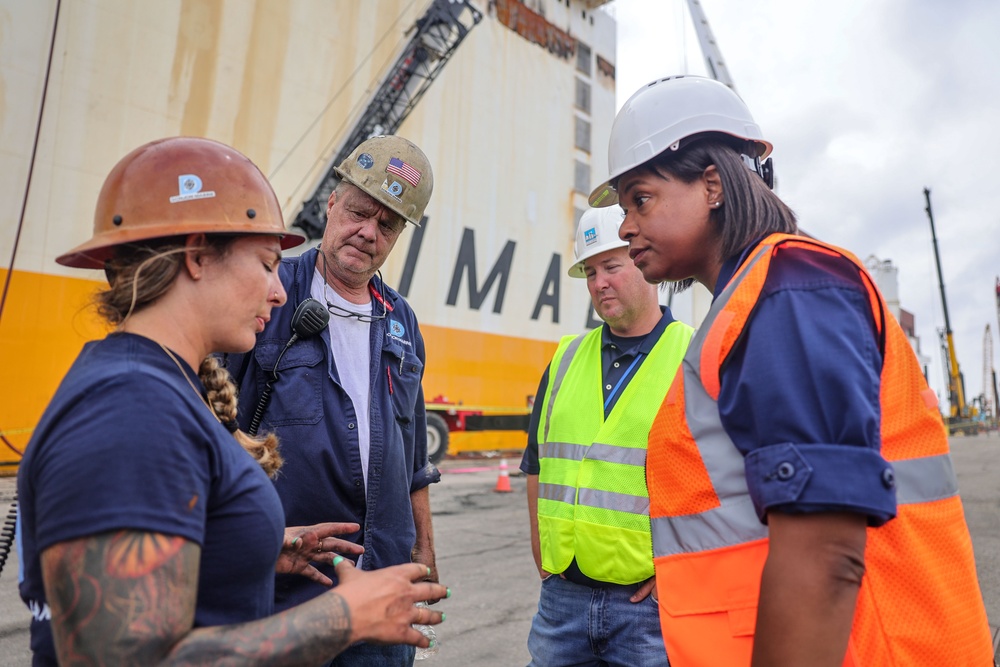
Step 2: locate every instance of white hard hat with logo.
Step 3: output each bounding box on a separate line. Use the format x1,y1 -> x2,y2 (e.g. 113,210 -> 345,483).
589,75 -> 772,208
568,206 -> 629,278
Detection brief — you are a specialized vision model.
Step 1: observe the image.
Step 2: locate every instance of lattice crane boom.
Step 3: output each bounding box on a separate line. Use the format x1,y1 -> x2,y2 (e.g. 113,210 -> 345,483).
684,0 -> 736,90
984,324 -> 994,419
924,188 -> 967,419
292,0 -> 483,239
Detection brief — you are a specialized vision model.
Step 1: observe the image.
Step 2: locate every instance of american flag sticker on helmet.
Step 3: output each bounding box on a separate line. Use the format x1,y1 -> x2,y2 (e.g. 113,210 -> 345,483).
386,157 -> 421,187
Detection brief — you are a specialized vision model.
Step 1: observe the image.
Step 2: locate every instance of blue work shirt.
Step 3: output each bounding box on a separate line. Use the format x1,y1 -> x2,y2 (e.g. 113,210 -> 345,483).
228,247 -> 440,611
715,238 -> 895,526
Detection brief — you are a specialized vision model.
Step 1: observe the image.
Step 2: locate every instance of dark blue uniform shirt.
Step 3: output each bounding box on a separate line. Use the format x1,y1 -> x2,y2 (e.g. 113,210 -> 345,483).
228,247 -> 440,612
715,239 -> 895,526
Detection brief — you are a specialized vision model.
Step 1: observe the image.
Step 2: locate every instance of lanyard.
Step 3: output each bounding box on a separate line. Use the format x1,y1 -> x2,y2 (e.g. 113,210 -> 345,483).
604,352 -> 645,411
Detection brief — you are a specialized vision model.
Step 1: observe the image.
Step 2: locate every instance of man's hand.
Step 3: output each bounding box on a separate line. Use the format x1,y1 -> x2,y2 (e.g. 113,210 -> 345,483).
411,546 -> 439,585
631,576 -> 656,603
277,522 -> 365,586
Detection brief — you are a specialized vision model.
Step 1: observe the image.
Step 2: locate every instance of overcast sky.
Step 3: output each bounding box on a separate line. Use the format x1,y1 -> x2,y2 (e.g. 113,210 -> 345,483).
604,0 -> 1000,414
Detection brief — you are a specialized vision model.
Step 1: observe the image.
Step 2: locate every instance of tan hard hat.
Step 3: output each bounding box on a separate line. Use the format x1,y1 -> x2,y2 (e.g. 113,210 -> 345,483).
57,136 -> 306,269
334,135 -> 433,226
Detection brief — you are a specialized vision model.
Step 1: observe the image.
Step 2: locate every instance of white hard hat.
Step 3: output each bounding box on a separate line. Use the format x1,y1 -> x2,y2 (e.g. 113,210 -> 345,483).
589,75 -> 772,207
568,206 -> 628,278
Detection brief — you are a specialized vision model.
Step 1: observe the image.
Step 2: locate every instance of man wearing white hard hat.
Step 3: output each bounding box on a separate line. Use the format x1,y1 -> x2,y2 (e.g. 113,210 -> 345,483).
519,206 -> 693,666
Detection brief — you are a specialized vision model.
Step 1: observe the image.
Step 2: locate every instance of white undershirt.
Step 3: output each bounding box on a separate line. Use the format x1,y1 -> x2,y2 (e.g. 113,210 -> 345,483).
310,268 -> 372,492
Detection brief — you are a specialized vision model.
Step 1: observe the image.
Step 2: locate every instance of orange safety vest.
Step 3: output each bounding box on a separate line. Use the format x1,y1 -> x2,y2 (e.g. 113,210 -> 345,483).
647,234 -> 993,666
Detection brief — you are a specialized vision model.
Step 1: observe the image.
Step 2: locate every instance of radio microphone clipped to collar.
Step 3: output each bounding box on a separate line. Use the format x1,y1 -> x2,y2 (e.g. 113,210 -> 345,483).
248,298 -> 330,435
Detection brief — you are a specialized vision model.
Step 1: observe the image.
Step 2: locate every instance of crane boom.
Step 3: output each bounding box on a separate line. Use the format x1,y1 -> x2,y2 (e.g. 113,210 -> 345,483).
292,0 -> 482,239
684,0 -> 736,90
924,187 -> 967,419
984,324 -> 994,417
995,275 -> 1000,334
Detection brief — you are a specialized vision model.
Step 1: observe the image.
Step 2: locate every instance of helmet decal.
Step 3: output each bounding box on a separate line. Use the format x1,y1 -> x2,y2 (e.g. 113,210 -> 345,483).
170,174 -> 215,203
381,178 -> 405,202
386,157 -> 422,187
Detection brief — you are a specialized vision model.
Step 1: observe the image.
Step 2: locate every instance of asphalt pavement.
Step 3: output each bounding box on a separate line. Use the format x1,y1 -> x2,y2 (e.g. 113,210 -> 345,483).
0,433 -> 998,664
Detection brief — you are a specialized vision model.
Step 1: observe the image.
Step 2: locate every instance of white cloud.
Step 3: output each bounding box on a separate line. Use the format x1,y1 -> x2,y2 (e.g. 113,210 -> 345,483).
606,0 -> 1000,412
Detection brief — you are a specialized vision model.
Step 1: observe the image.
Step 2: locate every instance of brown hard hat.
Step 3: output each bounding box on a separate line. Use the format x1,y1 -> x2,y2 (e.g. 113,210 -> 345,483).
57,136 -> 306,269
334,135 -> 433,226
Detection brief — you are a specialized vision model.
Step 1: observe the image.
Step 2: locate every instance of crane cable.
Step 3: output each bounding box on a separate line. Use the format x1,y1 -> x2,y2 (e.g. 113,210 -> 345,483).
0,0 -> 62,458
268,0 -> 420,201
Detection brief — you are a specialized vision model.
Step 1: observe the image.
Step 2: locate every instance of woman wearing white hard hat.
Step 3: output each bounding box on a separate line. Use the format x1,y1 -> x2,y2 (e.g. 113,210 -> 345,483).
18,137 -> 448,666
591,76 -> 992,666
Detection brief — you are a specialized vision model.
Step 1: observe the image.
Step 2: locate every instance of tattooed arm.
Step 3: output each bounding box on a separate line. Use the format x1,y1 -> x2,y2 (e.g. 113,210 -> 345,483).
42,530 -> 448,666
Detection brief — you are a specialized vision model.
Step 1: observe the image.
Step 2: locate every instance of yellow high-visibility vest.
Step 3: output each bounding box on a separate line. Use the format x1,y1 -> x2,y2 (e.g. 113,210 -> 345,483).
537,321 -> 692,584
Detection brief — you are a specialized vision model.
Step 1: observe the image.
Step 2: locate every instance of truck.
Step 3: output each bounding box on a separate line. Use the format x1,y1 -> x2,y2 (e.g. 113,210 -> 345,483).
0,0 -> 618,469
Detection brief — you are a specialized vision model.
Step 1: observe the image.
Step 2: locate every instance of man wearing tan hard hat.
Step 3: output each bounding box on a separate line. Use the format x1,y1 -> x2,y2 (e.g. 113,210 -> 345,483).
519,206 -> 693,667
229,135 -> 439,667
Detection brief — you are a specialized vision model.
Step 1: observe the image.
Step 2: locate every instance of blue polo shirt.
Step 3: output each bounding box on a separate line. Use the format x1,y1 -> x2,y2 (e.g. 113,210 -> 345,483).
716,239 -> 895,526
519,306 -> 675,475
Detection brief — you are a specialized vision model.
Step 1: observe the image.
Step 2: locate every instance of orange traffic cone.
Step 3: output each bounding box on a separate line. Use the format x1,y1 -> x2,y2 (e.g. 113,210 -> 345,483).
494,458 -> 512,493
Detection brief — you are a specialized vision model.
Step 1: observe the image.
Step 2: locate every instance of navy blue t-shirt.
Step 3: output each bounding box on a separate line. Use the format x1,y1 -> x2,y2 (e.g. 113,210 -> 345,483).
18,333 -> 285,665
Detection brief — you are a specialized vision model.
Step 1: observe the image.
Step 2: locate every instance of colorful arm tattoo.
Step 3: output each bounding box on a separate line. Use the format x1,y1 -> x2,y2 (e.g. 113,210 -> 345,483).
41,531 -> 352,666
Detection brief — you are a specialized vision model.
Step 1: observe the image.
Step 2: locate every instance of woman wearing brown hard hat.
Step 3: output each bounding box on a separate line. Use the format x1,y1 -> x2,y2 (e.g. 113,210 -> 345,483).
17,136 -> 448,666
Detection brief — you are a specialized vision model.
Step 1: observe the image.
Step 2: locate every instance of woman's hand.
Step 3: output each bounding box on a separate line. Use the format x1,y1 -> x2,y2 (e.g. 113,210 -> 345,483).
277,523 -> 365,586
331,558 -> 449,647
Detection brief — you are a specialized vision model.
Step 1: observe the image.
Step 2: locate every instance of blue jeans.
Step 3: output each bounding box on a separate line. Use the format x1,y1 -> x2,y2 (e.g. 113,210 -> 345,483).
527,575 -> 669,667
324,642 -> 415,667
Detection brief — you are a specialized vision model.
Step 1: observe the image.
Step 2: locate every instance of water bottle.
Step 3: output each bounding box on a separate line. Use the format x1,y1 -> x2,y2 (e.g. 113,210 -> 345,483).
413,601 -> 439,660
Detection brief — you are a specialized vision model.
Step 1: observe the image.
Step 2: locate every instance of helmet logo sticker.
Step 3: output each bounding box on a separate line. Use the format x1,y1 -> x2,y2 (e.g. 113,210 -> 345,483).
389,320 -> 405,338
386,157 -> 421,187
584,227 -> 598,246
356,153 -> 374,169
380,178 -> 404,202
169,174 -> 216,203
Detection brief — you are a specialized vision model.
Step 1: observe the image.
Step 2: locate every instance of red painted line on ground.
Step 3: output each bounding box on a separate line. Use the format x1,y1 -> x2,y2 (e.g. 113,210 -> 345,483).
442,466 -> 499,474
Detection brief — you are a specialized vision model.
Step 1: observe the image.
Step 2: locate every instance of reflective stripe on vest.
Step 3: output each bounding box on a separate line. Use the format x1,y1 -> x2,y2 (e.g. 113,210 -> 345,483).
651,452 -> 959,557
646,234 -> 993,665
537,321 -> 692,584
542,334 -> 585,445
